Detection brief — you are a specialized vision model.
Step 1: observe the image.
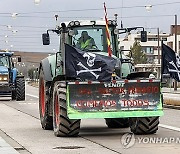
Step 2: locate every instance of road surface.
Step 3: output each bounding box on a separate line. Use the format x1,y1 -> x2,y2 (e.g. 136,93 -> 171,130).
0,83 -> 180,154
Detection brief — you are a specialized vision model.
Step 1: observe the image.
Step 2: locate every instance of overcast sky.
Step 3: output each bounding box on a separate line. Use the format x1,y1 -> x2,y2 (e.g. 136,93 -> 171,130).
0,0 -> 180,52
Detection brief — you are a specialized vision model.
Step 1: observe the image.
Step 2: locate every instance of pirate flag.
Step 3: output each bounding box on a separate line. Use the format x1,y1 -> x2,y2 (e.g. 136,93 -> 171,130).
65,44 -> 117,81
162,43 -> 180,82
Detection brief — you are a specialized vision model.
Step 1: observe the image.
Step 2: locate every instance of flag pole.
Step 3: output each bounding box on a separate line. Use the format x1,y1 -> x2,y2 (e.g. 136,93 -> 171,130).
104,2 -> 112,57
161,40 -> 163,83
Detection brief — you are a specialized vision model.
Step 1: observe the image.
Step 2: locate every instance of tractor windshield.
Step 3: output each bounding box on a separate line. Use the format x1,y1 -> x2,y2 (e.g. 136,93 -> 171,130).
71,26 -> 117,55
0,56 -> 9,68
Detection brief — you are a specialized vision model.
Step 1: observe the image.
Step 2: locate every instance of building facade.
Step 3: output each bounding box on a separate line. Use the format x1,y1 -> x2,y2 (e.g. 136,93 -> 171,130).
119,25 -> 180,77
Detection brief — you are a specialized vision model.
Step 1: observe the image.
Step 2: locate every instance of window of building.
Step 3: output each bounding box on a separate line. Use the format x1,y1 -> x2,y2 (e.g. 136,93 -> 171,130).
135,38 -> 141,41
162,37 -> 167,41
148,38 -> 158,41
142,47 -> 154,54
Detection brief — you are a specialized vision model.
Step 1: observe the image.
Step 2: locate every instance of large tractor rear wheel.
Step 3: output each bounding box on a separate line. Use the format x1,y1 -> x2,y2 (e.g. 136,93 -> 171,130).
16,77 -> 25,101
129,117 -> 159,134
39,69 -> 53,130
53,81 -> 81,137
105,118 -> 129,128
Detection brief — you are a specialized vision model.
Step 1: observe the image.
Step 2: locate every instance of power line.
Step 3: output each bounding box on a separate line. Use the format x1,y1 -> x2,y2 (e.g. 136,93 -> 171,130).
0,15 -> 53,19
0,1 -> 179,15
120,14 -> 174,19
0,29 -> 44,32
152,1 -> 180,6
0,14 -> 176,20
0,24 -> 53,29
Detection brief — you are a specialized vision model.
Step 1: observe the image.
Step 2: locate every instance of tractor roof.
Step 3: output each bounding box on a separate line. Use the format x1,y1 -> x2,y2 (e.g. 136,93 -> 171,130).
61,20 -> 117,28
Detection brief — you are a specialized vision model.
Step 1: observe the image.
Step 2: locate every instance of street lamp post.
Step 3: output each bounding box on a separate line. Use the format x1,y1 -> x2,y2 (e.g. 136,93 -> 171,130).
157,27 -> 161,78
174,14 -> 178,91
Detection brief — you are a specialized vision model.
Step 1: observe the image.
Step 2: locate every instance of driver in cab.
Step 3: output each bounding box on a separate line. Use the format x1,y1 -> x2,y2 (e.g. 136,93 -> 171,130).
76,31 -> 97,50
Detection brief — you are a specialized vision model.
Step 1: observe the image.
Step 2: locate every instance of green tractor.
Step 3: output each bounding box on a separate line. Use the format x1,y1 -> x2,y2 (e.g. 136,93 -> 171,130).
39,20 -> 163,137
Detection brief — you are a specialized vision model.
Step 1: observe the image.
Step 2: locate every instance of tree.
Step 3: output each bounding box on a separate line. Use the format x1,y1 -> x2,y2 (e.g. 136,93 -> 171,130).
28,68 -> 37,80
128,40 -> 147,65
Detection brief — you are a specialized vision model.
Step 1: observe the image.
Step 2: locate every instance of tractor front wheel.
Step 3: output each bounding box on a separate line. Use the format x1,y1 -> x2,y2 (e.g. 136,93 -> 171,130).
53,81 -> 81,137
129,117 -> 159,134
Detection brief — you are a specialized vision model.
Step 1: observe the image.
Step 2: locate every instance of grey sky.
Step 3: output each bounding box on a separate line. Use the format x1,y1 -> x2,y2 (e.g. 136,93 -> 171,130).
0,0 -> 179,52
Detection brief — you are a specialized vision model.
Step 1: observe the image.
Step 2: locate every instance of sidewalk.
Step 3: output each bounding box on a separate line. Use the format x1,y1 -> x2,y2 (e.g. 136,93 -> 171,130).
0,137 -> 19,154
162,87 -> 180,108
162,87 -> 180,94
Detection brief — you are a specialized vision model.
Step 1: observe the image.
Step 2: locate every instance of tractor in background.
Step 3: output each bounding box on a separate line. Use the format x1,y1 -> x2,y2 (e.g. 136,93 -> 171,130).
0,52 -> 25,101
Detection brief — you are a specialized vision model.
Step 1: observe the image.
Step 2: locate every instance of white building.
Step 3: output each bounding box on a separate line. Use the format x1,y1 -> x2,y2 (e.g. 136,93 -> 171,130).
119,25 -> 180,85
119,33 -> 169,65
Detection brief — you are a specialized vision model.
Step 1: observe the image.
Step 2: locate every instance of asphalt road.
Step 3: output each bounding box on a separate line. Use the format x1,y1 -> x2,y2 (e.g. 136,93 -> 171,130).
0,83 -> 180,154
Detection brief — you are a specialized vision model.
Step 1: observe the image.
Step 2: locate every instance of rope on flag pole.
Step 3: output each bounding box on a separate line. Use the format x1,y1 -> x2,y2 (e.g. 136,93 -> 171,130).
104,2 -> 112,57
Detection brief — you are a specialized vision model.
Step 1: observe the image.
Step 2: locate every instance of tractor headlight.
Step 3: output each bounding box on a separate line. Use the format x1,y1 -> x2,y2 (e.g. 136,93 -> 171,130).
68,21 -> 80,27
69,21 -> 75,27
0,75 -> 8,81
3,77 -> 8,81
74,21 -> 80,26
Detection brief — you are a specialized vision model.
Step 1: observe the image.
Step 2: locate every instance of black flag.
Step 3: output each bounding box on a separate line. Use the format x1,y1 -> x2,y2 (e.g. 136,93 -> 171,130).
162,43 -> 180,82
65,44 -> 117,81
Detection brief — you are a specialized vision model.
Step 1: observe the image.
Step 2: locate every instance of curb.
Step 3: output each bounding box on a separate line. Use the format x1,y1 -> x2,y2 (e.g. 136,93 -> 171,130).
163,104 -> 180,110
0,137 -> 19,154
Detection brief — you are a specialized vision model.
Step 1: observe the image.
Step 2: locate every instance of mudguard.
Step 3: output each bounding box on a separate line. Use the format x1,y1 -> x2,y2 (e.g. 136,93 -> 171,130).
40,57 -> 53,82
40,54 -> 63,82
11,68 -> 17,83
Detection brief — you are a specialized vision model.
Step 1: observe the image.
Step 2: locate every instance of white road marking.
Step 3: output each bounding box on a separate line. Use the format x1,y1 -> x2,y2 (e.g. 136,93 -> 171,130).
26,94 -> 39,99
19,103 -> 37,105
19,103 -> 26,105
159,124 -> 180,132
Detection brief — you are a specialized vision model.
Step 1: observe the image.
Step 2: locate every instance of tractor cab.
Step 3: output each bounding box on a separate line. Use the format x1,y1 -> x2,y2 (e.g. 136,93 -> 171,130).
42,20 -> 147,79
67,20 -> 119,57
0,52 -> 13,68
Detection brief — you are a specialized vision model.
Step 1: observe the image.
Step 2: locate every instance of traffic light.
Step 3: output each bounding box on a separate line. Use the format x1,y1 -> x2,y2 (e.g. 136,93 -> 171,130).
141,31 -> 147,42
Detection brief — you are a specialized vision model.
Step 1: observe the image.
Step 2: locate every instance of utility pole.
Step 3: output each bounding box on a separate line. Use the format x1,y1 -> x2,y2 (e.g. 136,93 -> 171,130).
174,14 -> 177,91
157,27 -> 160,78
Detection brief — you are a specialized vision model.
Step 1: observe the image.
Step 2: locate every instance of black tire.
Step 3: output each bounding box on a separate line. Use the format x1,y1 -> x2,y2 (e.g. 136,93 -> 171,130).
53,81 -> 81,137
11,91 -> 16,100
39,69 -> 53,130
16,77 -> 25,101
105,118 -> 129,128
129,117 -> 159,135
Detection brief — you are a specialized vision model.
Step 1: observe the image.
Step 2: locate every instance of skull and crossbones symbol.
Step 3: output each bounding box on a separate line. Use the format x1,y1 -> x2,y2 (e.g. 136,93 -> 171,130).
168,60 -> 180,80
176,55 -> 180,68
76,53 -> 101,79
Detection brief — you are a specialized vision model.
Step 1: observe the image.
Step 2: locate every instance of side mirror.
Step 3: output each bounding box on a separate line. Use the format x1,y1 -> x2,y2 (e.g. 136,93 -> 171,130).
18,57 -> 21,62
42,33 -> 50,45
141,31 -> 147,42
